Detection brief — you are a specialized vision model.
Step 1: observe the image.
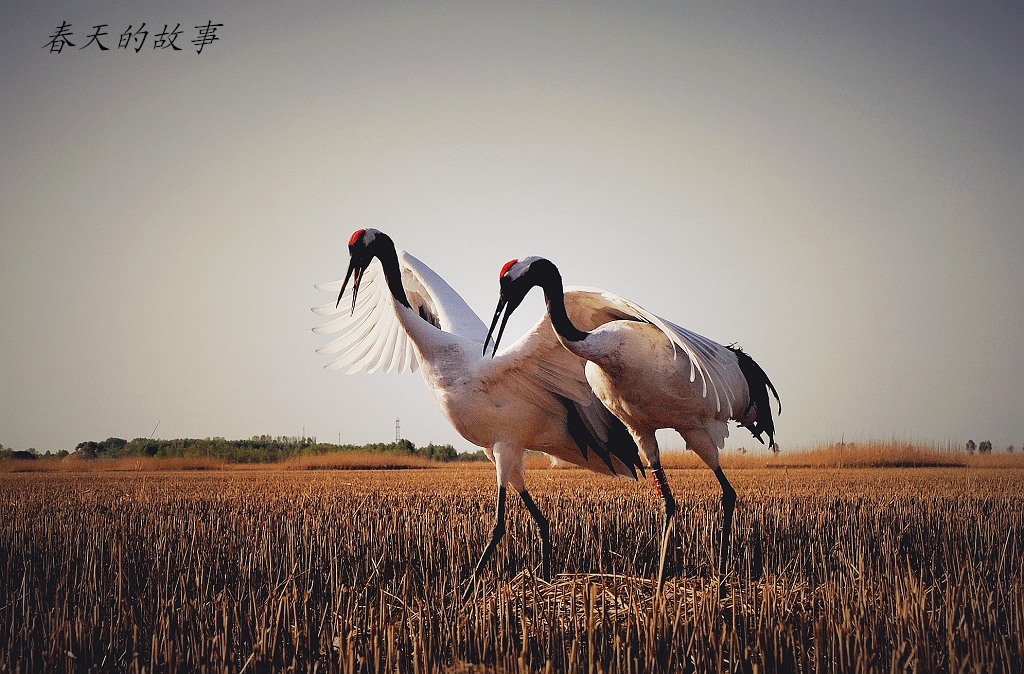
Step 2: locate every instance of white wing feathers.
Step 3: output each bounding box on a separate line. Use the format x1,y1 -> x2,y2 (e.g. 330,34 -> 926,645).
311,250 -> 483,374
489,315 -> 594,405
313,262 -> 419,374
564,286 -> 738,418
397,251 -> 488,343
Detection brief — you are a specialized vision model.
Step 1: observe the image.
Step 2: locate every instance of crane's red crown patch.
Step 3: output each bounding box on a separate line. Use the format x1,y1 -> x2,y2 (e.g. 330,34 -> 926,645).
348,229 -> 366,247
500,259 -> 519,278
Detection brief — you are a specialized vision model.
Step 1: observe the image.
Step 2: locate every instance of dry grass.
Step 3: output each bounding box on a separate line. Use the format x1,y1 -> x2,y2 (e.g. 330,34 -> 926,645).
0,456 -> 229,473
1,465 -> 1021,673
281,451 -> 439,470
655,440 -> 1024,470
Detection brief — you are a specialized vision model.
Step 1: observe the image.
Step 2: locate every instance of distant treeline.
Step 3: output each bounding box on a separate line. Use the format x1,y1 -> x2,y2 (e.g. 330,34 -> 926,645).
64,436 -> 487,464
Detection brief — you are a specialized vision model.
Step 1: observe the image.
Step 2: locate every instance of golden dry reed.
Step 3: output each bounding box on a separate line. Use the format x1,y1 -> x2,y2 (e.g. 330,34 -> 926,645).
1,463 -> 1021,673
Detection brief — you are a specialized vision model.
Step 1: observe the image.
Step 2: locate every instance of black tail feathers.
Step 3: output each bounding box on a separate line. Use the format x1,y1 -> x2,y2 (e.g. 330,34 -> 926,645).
728,345 -> 781,450
556,396 -> 645,479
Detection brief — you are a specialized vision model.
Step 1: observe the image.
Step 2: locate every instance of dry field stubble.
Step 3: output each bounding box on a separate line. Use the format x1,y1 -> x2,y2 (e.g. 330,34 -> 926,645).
1,464 -> 1021,673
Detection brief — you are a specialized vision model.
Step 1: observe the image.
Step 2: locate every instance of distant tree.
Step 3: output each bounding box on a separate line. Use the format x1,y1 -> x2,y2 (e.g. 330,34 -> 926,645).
965,440 -> 976,454
420,443 -> 458,461
101,437 -> 128,456
385,439 -> 416,454
979,440 -> 993,454
127,438 -> 161,457
1008,445 -> 1015,454
75,442 -> 98,458
69,435 -> 489,464
75,438 -> 128,458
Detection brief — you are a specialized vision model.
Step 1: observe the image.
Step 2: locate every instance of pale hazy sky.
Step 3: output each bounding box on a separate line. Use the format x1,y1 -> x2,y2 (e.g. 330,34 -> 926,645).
2,1 -> 1021,454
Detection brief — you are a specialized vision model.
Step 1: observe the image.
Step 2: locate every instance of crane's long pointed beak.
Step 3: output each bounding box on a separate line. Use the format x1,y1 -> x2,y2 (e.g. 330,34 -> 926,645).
350,266 -> 364,316
336,261 -> 365,316
492,308 -> 514,359
483,297 -> 506,357
336,262 -> 355,310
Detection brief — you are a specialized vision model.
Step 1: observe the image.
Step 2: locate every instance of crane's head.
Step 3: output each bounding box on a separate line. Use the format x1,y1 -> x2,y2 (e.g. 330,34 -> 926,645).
337,228 -> 382,314
483,256 -> 547,357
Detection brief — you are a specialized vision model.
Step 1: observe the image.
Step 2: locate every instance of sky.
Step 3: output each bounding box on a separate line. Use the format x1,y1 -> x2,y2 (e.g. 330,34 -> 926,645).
1,1 -> 1021,455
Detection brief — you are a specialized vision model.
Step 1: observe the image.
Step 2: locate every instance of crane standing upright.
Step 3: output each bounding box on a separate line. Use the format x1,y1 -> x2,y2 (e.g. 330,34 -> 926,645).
485,256 -> 780,586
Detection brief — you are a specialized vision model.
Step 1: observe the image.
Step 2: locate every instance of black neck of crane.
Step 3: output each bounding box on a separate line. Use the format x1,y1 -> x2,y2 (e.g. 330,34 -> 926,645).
371,235 -> 412,309
534,261 -> 589,343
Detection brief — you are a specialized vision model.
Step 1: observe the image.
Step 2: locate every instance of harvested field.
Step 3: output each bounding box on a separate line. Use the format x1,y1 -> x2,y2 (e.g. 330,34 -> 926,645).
1,466 -> 1021,673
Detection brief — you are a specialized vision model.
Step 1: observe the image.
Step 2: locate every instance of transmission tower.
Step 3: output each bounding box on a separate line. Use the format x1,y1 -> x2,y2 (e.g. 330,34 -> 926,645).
395,417 -> 401,442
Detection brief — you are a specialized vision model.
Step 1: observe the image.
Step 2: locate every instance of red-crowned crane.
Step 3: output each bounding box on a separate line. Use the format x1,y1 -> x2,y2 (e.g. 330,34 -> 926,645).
484,256 -> 780,586
313,230 -> 645,600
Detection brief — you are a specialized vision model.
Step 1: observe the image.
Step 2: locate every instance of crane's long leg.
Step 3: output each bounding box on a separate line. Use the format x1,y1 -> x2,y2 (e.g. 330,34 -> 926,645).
681,429 -> 737,593
519,490 -> 551,581
651,464 -> 676,591
462,486 -> 507,602
651,465 -> 677,526
714,466 -> 737,580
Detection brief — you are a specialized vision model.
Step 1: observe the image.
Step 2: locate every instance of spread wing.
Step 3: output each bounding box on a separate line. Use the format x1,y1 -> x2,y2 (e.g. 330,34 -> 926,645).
312,250 -> 486,374
313,260 -> 418,374
563,286 -> 740,418
488,306 -> 645,478
396,251 -> 487,343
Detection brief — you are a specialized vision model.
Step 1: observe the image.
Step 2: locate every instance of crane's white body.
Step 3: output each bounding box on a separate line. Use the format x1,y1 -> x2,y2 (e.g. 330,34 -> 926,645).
580,320 -> 747,468
534,280 -> 755,470
313,251 -> 641,490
